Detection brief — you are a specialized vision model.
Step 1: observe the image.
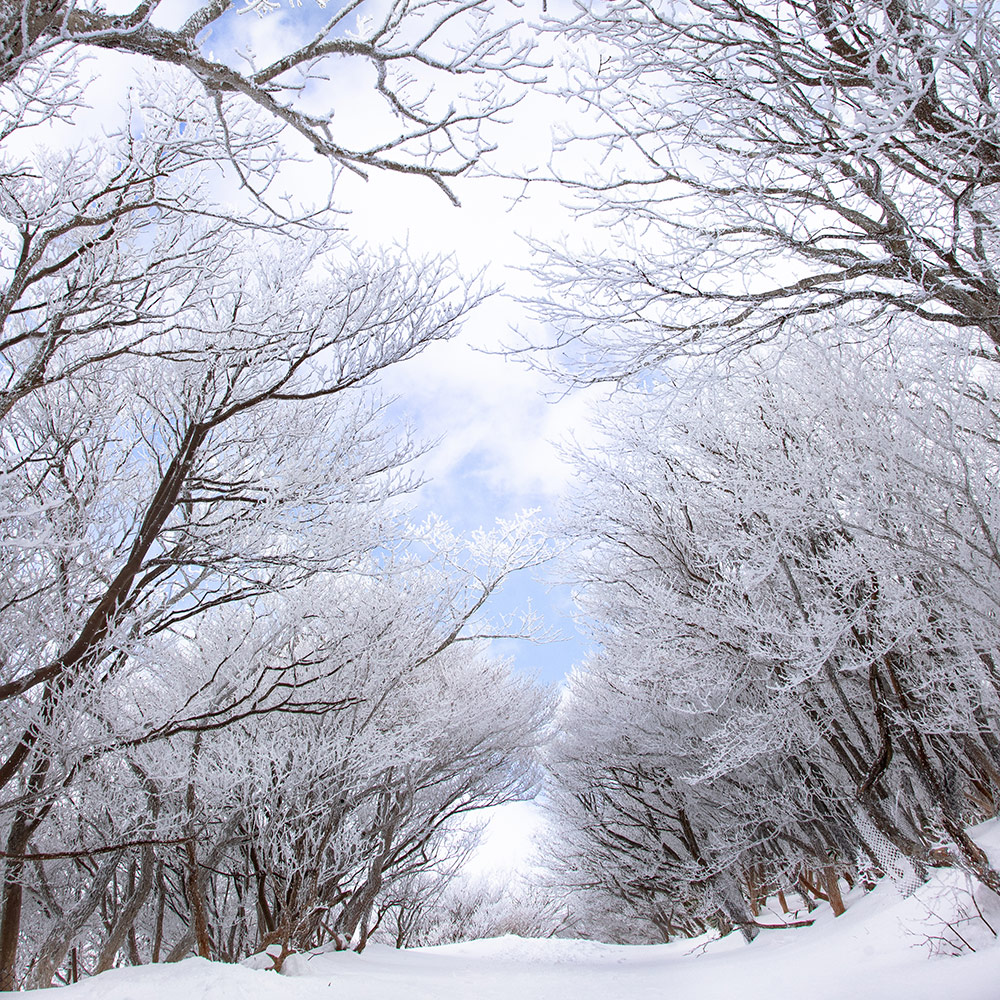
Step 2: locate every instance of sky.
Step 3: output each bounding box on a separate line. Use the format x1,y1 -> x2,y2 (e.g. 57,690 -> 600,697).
64,0 -> 599,871
199,0 -> 604,686
340,169 -> 600,686
82,0 -> 598,685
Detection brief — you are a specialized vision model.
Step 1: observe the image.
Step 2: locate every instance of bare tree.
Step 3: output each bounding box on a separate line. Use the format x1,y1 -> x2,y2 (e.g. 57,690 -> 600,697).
1,0 -> 542,204
531,0 -> 1000,381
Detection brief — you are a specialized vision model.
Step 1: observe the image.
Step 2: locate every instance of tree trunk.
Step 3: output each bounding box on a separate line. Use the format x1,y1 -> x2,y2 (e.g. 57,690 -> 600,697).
151,861 -> 166,963
165,813 -> 241,963
822,867 -> 846,917
27,850 -> 124,988
0,851 -> 25,991
95,845 -> 156,973
185,838 -> 212,960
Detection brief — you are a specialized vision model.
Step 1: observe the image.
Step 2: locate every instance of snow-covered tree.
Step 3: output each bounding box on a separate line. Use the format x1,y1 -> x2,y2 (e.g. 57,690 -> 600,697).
548,333 -> 1000,935
378,871 -> 571,948
532,0 -> 1000,381
2,0 -> 540,204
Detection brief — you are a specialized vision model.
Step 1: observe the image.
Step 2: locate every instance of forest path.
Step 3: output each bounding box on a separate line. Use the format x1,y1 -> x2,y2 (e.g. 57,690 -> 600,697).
33,872 -> 1000,1000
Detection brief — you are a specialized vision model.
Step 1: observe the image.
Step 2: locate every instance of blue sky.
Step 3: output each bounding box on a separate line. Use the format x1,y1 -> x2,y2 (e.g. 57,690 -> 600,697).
329,169 -> 602,688
374,316 -> 595,688
123,0 -> 597,685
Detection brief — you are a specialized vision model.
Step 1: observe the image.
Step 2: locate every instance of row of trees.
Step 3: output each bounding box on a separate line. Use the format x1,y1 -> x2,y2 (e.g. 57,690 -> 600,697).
546,337 -> 1000,938
17,604 -> 548,985
1,0 -> 552,988
537,0 -> 1000,942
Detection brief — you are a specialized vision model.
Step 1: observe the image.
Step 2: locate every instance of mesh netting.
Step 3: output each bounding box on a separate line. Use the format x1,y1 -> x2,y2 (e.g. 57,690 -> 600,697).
853,809 -> 924,897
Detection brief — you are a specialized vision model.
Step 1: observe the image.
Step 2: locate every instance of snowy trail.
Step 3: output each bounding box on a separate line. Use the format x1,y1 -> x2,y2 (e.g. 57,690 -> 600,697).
24,884 -> 1000,1000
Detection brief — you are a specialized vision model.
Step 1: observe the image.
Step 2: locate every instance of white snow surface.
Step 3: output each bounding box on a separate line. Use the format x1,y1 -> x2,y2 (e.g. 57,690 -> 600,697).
14,823 -> 1000,1000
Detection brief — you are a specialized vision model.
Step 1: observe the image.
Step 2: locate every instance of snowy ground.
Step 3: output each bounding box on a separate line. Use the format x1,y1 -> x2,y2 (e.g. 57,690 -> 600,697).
15,824 -> 1000,999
